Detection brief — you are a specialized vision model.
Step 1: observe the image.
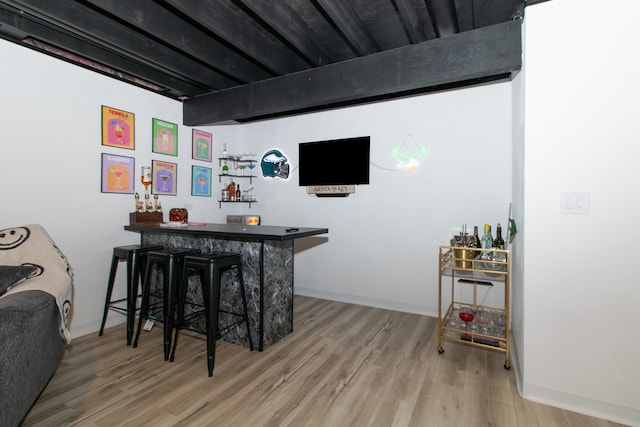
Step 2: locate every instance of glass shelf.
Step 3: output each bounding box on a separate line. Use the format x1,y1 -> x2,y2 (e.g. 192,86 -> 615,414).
217,200 -> 255,209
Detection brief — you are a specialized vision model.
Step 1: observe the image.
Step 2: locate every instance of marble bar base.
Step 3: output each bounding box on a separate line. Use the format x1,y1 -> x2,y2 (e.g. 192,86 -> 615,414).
141,232 -> 293,351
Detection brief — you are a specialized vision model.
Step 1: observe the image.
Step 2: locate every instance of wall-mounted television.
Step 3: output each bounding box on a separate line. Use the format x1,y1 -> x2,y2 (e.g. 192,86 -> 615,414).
298,136 -> 370,186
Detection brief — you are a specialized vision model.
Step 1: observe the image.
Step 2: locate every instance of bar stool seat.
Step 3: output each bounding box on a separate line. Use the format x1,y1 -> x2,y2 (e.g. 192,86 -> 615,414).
133,247 -> 200,360
170,251 -> 254,377
99,244 -> 163,345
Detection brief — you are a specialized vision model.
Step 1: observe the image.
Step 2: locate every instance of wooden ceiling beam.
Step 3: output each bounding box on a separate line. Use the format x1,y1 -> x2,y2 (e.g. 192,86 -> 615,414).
163,0 -> 309,76
394,0 -> 428,43
235,0 -> 333,66
183,19 -> 522,125
85,0 -> 271,84
425,0 -> 460,37
0,6 -> 206,97
315,0 -> 379,56
6,0 -> 233,89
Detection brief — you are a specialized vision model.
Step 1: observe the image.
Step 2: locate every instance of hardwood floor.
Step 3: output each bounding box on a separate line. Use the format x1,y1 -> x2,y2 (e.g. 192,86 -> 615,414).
24,296 -> 625,427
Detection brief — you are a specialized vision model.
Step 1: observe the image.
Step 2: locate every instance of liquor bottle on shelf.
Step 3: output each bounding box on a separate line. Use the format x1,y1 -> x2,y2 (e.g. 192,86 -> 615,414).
221,143 -> 228,159
235,184 -> 241,201
494,223 -> 505,249
222,160 -> 229,175
482,224 -> 493,249
227,180 -> 236,201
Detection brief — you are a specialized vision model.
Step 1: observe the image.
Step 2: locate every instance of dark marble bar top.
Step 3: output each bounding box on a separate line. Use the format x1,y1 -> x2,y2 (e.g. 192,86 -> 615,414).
125,223 -> 328,241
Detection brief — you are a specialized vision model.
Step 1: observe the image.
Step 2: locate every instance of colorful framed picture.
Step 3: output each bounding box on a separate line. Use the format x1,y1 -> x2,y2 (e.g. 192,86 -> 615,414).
152,118 -> 178,156
101,153 -> 135,194
101,106 -> 135,150
191,166 -> 212,197
192,129 -> 212,162
151,160 -> 177,196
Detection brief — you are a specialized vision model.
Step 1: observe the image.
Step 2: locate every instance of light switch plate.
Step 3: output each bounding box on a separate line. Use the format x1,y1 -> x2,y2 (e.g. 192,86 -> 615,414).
560,191 -> 590,214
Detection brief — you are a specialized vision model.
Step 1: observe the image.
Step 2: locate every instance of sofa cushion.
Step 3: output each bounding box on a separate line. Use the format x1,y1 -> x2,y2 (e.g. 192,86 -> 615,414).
0,264 -> 40,296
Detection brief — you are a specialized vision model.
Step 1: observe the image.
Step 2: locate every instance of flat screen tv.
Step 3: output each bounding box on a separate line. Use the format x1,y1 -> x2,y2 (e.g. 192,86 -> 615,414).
298,136 -> 370,186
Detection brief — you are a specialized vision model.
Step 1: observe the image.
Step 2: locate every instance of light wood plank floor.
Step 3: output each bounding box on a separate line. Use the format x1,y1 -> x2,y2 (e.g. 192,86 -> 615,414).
24,296 -> 625,427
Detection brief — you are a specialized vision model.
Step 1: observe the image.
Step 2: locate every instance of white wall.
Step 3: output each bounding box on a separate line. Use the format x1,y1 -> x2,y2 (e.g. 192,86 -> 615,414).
522,1 -> 640,424
0,39 -> 227,337
222,86 -> 513,315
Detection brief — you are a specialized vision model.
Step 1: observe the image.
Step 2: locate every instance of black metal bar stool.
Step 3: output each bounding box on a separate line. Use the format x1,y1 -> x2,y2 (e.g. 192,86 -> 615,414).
133,247 -> 200,360
99,244 -> 164,345
170,251 -> 254,377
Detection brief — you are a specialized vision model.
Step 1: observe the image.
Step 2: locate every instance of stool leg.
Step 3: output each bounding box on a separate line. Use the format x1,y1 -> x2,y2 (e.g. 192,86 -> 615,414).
99,252 -> 120,336
235,264 -> 254,351
163,256 -> 179,361
133,257 -> 154,348
126,251 -> 139,346
170,263 -> 192,362
205,262 -> 221,377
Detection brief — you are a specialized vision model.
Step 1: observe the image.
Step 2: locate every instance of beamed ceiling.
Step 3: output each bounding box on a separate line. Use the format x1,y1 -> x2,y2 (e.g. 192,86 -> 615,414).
0,0 -> 529,125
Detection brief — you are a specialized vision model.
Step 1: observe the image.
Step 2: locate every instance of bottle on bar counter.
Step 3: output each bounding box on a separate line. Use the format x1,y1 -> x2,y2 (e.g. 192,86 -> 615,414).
494,223 -> 505,249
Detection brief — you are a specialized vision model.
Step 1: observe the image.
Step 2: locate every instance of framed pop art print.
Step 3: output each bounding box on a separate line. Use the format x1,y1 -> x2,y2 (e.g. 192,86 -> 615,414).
152,118 -> 178,156
151,160 -> 177,195
191,165 -> 212,196
101,153 -> 135,194
102,106 -> 135,150
192,129 -> 212,162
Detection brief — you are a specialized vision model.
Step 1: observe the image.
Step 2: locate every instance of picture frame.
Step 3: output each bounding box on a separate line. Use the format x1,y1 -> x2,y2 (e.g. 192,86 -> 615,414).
151,160 -> 177,196
152,118 -> 178,156
191,165 -> 212,197
101,153 -> 135,194
101,105 -> 135,150
192,129 -> 212,162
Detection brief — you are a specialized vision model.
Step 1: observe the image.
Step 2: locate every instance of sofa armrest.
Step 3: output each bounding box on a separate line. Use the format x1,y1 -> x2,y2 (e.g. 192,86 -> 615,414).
0,290 -> 66,427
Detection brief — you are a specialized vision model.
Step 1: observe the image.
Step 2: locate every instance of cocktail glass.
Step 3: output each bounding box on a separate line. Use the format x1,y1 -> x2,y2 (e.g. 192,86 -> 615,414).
476,308 -> 491,334
491,309 -> 507,338
458,306 -> 475,332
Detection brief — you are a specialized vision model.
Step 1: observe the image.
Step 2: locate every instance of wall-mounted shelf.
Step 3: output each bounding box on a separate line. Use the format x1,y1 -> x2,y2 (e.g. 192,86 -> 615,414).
218,200 -> 256,209
218,174 -> 256,184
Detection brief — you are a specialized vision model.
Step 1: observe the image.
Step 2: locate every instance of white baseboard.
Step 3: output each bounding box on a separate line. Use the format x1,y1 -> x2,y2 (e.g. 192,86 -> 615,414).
521,382 -> 640,427
294,287 -> 438,318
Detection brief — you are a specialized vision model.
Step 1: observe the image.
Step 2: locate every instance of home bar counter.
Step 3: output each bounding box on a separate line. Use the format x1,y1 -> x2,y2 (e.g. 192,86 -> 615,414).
125,223 -> 328,351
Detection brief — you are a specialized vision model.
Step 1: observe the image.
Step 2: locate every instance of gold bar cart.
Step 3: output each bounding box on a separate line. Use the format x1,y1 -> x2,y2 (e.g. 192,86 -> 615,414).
437,246 -> 511,370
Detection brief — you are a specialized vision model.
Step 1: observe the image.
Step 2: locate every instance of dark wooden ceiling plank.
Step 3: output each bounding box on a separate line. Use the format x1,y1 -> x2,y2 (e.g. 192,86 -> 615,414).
184,20 -> 522,125
394,0 -> 428,43
0,6 -> 206,97
315,0 -> 379,56
85,0 -> 271,84
7,0 -> 233,89
235,0 -> 333,66
425,0 -> 460,37
163,0 -> 309,76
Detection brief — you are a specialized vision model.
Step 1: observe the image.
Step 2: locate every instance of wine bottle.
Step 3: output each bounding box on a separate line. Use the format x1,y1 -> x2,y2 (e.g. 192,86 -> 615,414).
494,223 -> 505,249
471,226 -> 481,248
235,184 -> 241,201
221,143 -> 228,159
222,160 -> 229,175
482,224 -> 493,249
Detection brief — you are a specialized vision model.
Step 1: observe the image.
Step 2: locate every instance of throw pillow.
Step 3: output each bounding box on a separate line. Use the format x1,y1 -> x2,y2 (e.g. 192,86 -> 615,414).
0,264 -> 41,296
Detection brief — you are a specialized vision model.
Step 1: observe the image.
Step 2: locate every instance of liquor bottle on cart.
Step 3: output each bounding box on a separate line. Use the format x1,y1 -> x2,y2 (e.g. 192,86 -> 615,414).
494,223 -> 505,249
